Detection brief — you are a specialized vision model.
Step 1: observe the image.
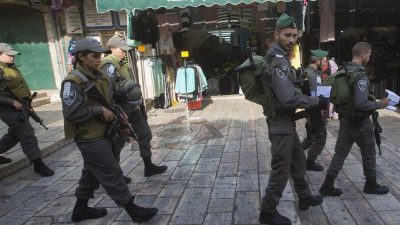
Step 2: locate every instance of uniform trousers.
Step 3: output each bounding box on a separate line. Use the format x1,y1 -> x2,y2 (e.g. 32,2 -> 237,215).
262,121 -> 311,213
112,108 -> 152,160
0,109 -> 41,161
307,112 -> 328,161
75,137 -> 132,206
327,117 -> 376,179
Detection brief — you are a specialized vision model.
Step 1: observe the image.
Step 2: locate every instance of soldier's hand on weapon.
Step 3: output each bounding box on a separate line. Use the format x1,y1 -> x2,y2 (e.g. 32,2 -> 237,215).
120,111 -> 129,124
12,100 -> 23,110
102,107 -> 115,122
378,98 -> 390,108
318,95 -> 329,110
120,122 -> 133,136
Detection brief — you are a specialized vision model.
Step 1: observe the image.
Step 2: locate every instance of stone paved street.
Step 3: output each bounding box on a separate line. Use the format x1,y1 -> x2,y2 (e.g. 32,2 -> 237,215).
1,97 -> 400,225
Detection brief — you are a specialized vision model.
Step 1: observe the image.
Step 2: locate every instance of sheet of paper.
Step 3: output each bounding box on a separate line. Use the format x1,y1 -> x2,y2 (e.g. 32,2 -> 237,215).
386,105 -> 397,111
385,89 -> 400,106
317,86 -> 332,98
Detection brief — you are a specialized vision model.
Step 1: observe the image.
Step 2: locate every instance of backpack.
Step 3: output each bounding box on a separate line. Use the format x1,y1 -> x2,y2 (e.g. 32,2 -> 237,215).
236,55 -> 283,119
236,55 -> 268,105
322,67 -> 363,111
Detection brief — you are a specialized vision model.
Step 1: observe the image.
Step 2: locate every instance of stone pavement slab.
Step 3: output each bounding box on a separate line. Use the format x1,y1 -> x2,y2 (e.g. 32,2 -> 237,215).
1,98 -> 400,224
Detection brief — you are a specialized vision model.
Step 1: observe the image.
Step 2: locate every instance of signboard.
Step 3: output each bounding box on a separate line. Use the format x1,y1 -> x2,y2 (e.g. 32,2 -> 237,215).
181,51 -> 189,58
64,6 -> 83,34
138,45 -> 146,52
117,10 -> 127,28
82,1 -> 115,29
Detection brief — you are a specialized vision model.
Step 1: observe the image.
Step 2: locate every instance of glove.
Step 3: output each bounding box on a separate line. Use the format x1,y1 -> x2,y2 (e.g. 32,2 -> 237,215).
318,95 -> 329,110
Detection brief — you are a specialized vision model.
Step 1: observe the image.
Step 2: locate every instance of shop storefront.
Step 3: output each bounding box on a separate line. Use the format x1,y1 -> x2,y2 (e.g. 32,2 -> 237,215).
306,0 -> 400,98
95,0 -> 315,105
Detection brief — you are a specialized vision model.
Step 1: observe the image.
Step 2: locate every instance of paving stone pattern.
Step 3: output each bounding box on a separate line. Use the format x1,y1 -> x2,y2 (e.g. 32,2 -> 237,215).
1,98 -> 400,224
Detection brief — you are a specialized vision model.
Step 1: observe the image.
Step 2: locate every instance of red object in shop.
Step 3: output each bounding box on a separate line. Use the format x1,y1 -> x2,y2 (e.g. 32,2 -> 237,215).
188,100 -> 202,110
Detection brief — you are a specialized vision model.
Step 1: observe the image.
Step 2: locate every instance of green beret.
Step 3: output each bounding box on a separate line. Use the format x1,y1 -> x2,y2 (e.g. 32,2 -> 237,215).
276,13 -> 297,29
310,49 -> 329,58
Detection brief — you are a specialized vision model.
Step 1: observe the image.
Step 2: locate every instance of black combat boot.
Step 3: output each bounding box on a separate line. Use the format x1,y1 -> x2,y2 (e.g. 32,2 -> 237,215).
319,174 -> 342,196
124,176 -> 132,184
143,157 -> 167,177
259,210 -> 291,225
363,177 -> 389,195
32,158 -> 54,176
0,156 -> 12,164
298,195 -> 323,211
306,158 -> 324,171
71,199 -> 107,222
123,197 -> 158,223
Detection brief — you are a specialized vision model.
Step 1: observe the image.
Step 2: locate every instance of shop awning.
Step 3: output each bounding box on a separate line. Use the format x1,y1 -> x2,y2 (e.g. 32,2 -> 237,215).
96,0 -> 313,13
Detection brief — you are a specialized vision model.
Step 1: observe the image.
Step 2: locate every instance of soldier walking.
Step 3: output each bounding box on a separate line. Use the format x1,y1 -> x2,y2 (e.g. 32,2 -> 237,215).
60,38 -> 157,223
259,14 -> 327,225
0,43 -> 54,176
100,36 -> 167,178
319,42 -> 390,196
303,49 -> 329,171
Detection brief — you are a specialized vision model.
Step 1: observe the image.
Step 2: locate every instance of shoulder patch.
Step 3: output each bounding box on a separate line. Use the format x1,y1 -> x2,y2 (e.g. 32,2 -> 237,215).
358,80 -> 367,92
62,82 -> 76,106
106,64 -> 116,77
275,68 -> 288,80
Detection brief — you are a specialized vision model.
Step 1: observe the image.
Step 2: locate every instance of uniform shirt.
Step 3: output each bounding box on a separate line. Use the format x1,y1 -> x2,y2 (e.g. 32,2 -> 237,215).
304,65 -> 322,94
264,43 -> 319,110
102,63 -> 120,85
0,63 -> 31,109
262,43 -> 319,134
61,65 -> 105,124
347,62 -> 385,111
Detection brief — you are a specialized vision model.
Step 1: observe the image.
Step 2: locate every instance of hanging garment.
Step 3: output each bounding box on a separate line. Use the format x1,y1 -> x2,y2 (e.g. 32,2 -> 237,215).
175,67 -> 197,94
159,29 -> 175,55
131,10 -> 160,45
229,6 -> 241,28
217,7 -> 229,29
319,0 -> 335,42
239,28 -> 251,53
241,7 -> 254,31
193,65 -> 208,91
137,58 -> 155,99
175,65 -> 208,94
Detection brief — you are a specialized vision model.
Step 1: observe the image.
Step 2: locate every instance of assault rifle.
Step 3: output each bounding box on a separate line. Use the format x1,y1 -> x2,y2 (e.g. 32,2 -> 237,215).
372,111 -> 382,155
81,80 -> 137,142
21,92 -> 48,130
0,68 -> 48,130
106,104 -> 137,143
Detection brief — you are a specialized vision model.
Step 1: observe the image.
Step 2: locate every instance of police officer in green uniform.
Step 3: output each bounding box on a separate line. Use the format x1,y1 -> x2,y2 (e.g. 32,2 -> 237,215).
319,42 -> 390,196
0,43 -> 54,176
302,49 -> 329,171
100,36 -> 167,177
61,39 -> 157,223
259,14 -> 326,225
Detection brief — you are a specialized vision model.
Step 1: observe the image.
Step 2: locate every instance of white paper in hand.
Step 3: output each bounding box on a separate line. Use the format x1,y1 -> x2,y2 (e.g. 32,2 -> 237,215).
385,89 -> 400,106
317,86 -> 332,98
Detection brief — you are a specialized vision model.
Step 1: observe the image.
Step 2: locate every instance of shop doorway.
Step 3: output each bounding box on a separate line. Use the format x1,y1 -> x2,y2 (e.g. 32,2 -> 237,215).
0,5 -> 56,90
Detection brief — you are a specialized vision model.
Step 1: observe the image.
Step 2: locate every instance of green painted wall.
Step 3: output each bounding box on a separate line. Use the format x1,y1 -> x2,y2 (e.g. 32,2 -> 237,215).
0,5 -> 56,90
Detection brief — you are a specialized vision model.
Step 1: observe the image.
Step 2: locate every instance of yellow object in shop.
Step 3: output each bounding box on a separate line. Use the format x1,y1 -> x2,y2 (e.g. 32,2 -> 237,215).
290,44 -> 301,69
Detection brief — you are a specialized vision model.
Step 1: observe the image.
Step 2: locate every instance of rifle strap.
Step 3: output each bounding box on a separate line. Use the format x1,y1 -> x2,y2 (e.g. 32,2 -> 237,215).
72,70 -> 110,109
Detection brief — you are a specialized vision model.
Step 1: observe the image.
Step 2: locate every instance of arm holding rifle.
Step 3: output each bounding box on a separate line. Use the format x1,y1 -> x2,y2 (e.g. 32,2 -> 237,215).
19,93 -> 48,130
